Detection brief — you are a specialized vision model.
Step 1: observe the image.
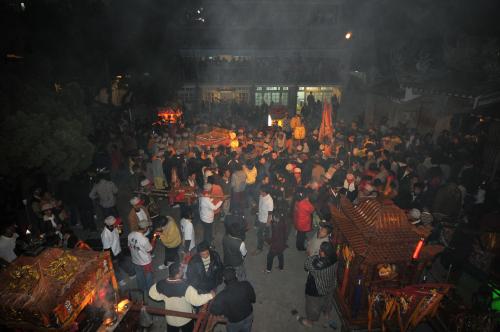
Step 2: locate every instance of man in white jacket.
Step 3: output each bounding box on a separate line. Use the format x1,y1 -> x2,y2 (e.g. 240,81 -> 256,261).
149,262 -> 214,331
199,184 -> 223,245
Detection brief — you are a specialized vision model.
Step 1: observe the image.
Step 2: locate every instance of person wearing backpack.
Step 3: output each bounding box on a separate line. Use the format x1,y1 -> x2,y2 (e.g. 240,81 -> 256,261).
157,216 -> 182,270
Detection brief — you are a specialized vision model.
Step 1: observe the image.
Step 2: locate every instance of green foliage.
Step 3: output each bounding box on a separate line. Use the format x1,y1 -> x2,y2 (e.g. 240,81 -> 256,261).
0,82 -> 95,180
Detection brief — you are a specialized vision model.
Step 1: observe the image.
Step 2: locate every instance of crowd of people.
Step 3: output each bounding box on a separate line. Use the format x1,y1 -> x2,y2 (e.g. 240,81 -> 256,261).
0,103 -> 497,331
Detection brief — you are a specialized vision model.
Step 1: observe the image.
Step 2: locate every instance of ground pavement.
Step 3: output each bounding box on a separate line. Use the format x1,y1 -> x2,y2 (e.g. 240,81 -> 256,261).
110,203 -> 340,332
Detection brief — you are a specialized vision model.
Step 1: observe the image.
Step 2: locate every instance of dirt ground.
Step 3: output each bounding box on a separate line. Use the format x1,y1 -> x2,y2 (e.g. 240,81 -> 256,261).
111,195 -> 341,332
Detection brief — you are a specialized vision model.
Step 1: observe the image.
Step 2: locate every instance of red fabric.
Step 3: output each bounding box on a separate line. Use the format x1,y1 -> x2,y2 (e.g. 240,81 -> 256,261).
294,198 -> 315,232
143,263 -> 154,274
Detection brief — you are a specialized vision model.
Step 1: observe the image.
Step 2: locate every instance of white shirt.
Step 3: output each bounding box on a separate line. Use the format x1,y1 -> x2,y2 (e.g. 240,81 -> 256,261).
180,218 -> 196,251
0,234 -> 18,263
199,196 -> 223,223
258,194 -> 274,223
128,231 -> 152,266
240,241 -> 248,257
89,179 -> 118,208
101,227 -> 122,256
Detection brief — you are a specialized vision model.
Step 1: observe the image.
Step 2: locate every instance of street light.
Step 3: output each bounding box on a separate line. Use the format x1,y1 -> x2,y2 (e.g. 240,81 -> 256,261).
345,32 -> 352,40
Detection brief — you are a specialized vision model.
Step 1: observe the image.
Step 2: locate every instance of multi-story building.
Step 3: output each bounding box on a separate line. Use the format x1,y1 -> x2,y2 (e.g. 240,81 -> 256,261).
175,0 -> 353,112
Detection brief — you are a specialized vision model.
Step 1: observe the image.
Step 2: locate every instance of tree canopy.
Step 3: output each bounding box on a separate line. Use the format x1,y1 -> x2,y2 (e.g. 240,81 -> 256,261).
0,81 -> 95,180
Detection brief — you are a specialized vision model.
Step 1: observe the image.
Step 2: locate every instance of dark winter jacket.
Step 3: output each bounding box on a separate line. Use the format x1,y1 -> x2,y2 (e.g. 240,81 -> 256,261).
270,221 -> 287,254
186,250 -> 223,293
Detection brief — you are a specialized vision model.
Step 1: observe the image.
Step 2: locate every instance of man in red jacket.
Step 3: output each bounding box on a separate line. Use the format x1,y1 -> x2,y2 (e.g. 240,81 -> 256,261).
294,189 -> 315,251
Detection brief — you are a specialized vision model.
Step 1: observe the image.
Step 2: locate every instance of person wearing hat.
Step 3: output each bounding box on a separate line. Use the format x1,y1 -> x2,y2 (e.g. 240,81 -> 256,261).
199,184 -> 223,245
40,203 -> 63,239
210,267 -> 256,332
128,196 -> 152,234
307,222 -> 332,257
128,218 -> 154,294
408,209 -> 422,225
101,216 -> 135,287
149,262 -> 214,332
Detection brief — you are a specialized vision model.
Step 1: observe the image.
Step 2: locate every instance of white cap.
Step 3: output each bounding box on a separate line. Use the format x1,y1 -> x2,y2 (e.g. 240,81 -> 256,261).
130,197 -> 141,206
138,219 -> 150,229
409,208 -> 421,222
104,216 -> 116,226
140,179 -> 151,187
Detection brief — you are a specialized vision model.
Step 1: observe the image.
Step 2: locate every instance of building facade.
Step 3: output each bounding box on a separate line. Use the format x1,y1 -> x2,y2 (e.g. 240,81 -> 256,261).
175,0 -> 352,113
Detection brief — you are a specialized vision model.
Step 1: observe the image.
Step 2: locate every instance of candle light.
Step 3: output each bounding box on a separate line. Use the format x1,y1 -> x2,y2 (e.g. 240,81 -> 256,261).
412,238 -> 425,260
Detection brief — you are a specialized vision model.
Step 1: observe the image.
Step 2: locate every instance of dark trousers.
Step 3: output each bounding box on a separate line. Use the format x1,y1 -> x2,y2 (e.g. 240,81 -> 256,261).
296,231 -> 307,251
202,222 -> 213,245
167,319 -> 194,332
227,313 -> 253,332
164,245 -> 180,265
266,251 -> 284,271
256,222 -> 269,250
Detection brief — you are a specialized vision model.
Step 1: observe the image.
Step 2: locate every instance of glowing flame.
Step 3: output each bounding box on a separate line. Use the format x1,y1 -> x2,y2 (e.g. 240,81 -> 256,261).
26,229 -> 31,235
116,299 -> 130,313
104,318 -> 114,326
345,32 -> 352,39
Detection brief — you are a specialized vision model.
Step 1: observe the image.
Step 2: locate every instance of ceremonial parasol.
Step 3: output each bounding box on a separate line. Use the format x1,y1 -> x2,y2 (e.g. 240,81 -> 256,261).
318,99 -> 334,143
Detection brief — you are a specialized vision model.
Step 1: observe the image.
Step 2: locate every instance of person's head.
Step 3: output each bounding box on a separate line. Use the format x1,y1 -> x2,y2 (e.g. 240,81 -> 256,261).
259,156 -> 266,165
66,234 -> 79,249
223,267 -> 237,284
319,242 -> 336,261
168,262 -> 182,279
197,241 -> 211,259
138,219 -> 150,232
227,222 -> 242,238
188,172 -> 196,180
181,208 -> 192,220
318,222 -> 333,238
380,160 -> 391,172
130,197 -> 142,211
413,182 -> 424,194
41,203 -> 53,216
223,168 -> 231,178
203,183 -> 212,194
104,216 -> 117,230
260,185 -> 270,197
1,222 -> 16,237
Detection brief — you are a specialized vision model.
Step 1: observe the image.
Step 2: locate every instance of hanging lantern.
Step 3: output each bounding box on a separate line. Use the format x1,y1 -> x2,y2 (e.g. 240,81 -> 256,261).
230,139 -> 239,149
412,238 -> 425,260
290,115 -> 301,129
294,125 -> 306,140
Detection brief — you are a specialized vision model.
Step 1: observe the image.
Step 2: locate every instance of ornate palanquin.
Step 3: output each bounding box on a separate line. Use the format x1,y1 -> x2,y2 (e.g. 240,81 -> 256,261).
0,248 -> 117,331
330,198 -> 445,329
